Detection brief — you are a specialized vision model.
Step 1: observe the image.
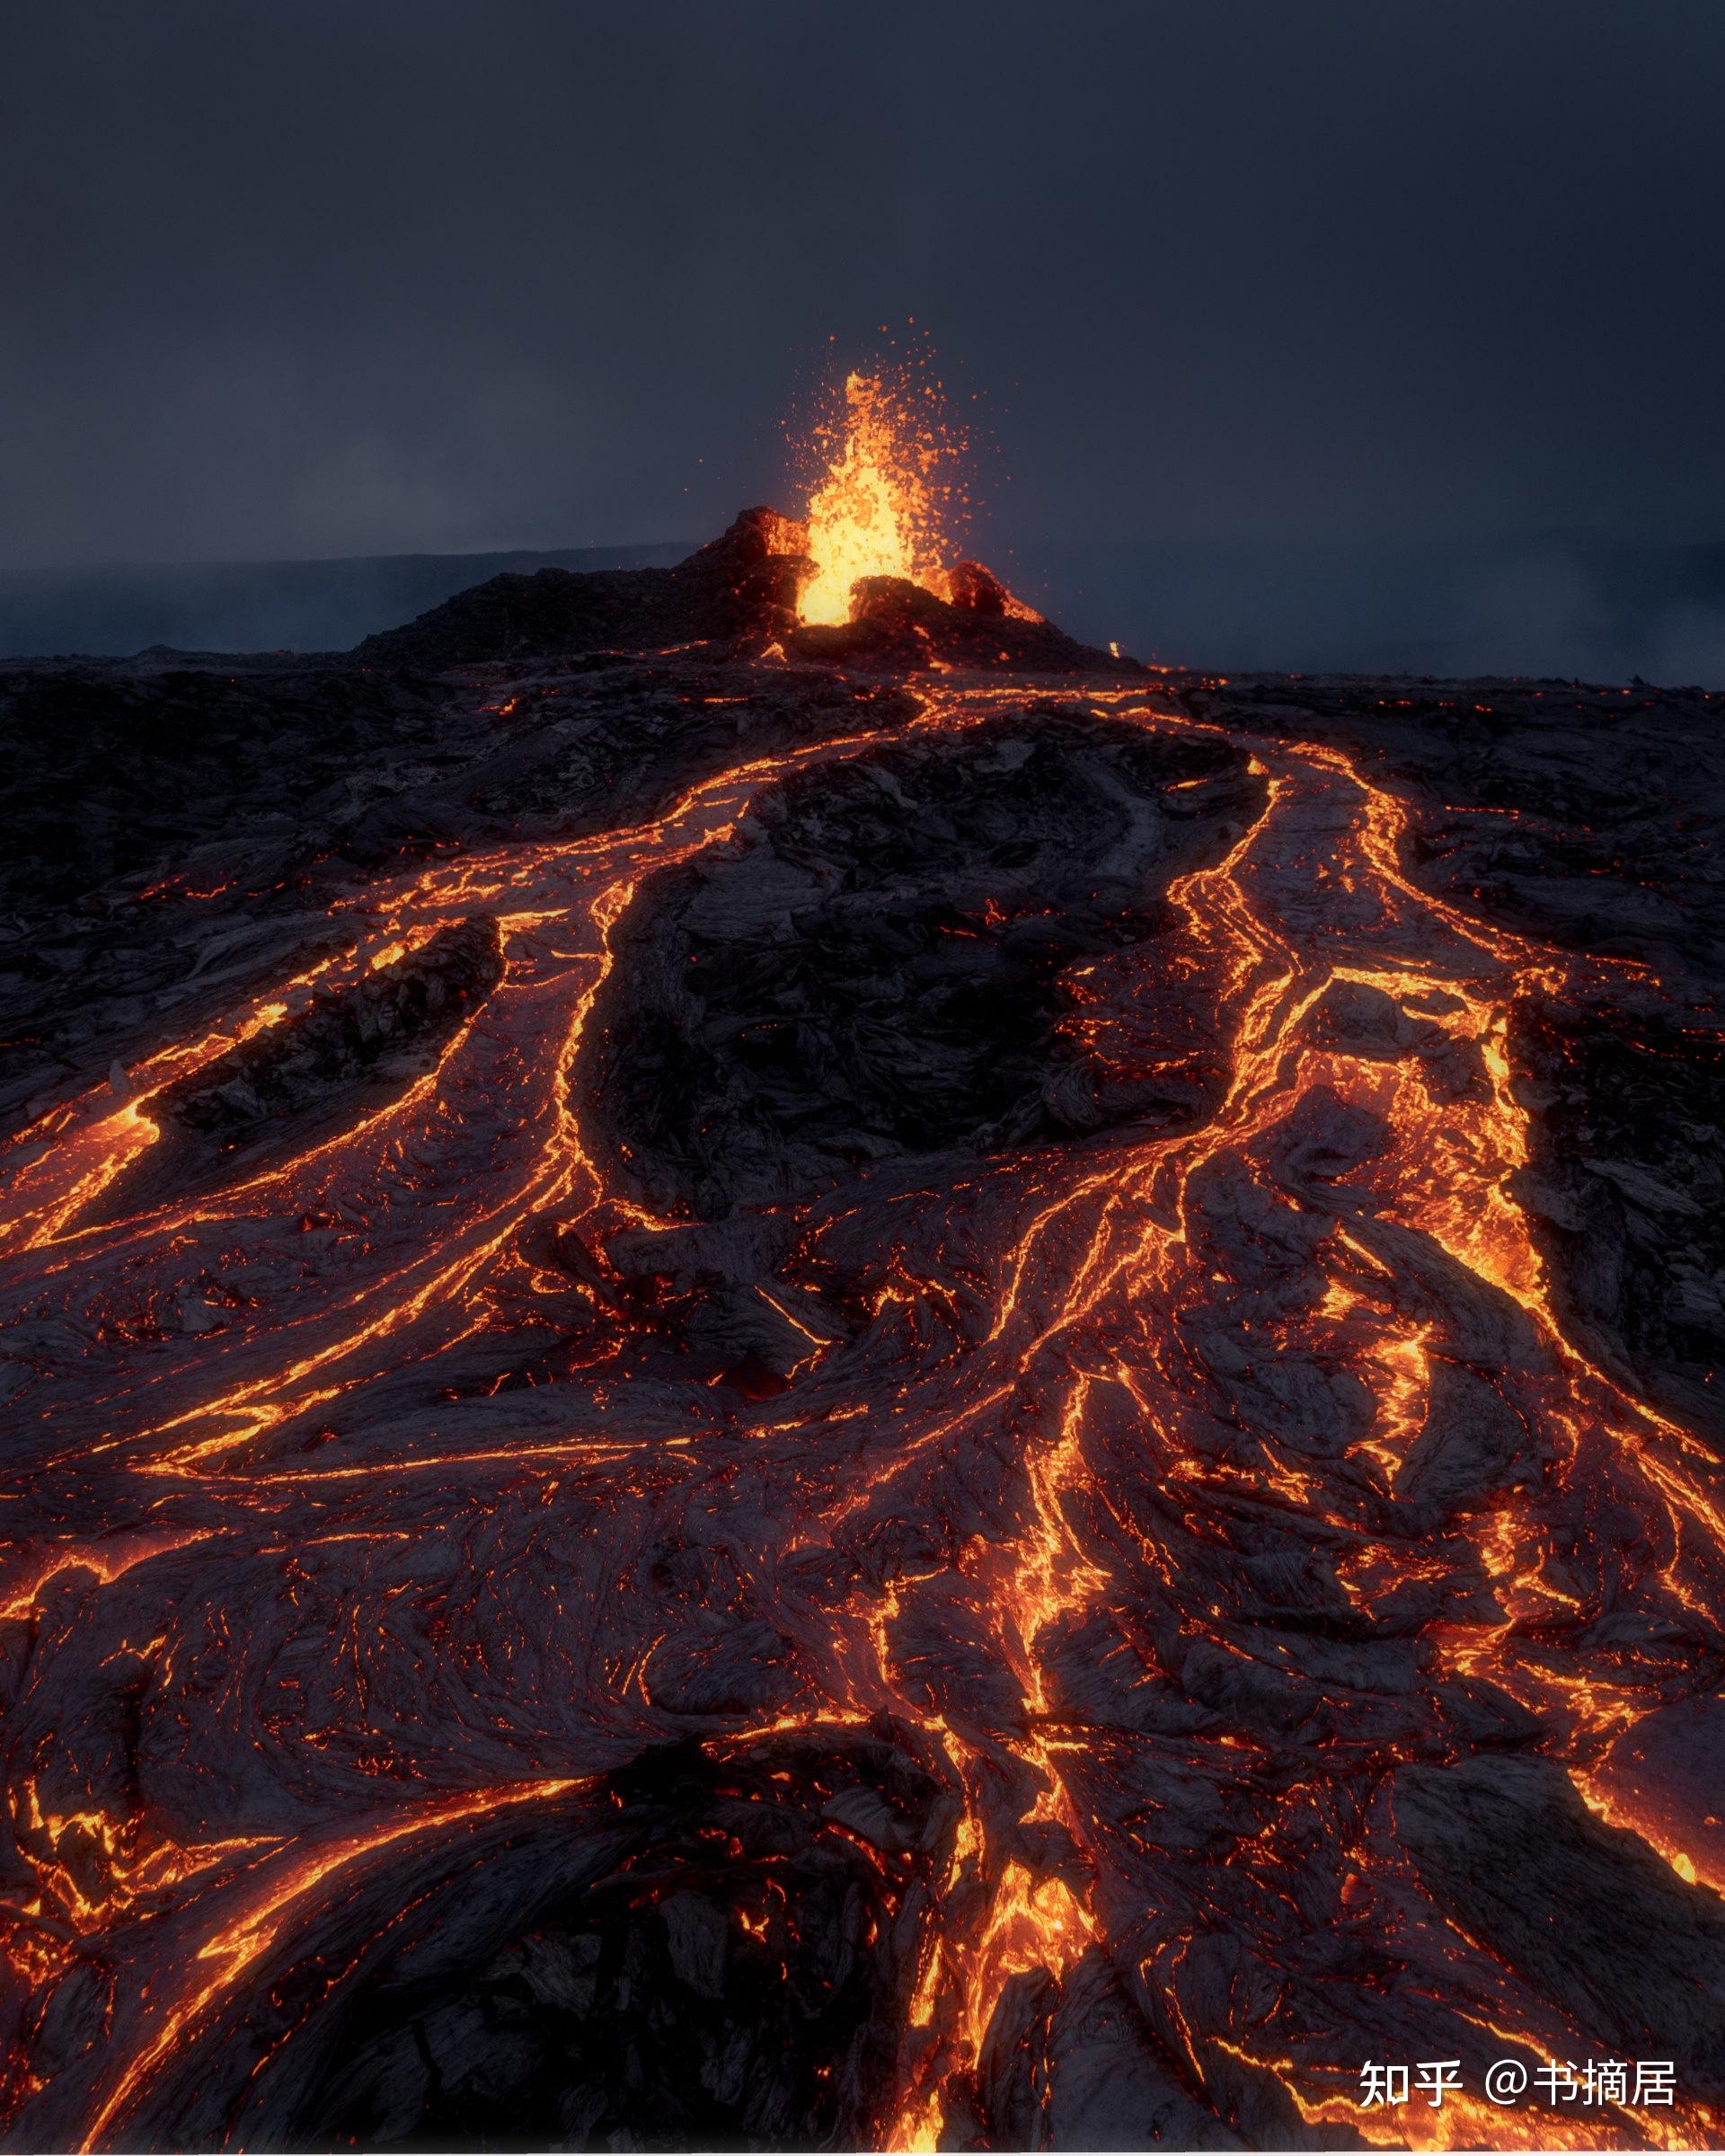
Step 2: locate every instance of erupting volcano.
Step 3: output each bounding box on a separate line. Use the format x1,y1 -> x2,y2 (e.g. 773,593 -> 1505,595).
1,376 -> 1724,2156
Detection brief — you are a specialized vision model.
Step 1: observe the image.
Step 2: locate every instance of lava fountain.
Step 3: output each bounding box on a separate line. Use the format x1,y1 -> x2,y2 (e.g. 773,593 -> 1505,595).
796,367 -> 962,624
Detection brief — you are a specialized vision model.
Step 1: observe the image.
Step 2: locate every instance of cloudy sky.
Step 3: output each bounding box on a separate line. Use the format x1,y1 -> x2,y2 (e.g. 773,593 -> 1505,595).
4,0 -> 1722,570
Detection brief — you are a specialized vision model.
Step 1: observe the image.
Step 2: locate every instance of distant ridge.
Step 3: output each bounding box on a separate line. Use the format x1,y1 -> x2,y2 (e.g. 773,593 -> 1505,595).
0,541 -> 691,660
4,530 -> 1723,683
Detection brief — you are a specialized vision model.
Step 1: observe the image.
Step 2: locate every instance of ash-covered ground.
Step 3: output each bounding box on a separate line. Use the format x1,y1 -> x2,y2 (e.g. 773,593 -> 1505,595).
1,517 -> 1723,2153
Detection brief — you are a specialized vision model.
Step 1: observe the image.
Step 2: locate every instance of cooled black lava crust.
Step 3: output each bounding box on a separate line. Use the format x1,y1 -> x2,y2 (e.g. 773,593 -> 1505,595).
584,711 -> 1264,1217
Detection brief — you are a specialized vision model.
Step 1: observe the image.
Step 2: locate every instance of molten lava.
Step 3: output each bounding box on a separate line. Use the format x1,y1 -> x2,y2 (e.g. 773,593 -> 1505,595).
1,583 -> 1722,2151
798,370 -> 956,624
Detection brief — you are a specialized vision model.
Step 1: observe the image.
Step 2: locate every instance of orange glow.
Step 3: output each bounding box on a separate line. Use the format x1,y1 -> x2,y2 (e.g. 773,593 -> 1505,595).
4,663 -> 1721,2153
77,1777 -> 585,2151
798,370 -> 955,623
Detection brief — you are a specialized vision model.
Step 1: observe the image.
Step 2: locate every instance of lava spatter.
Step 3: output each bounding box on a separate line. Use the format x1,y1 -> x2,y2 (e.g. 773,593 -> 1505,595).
0,608 -> 1722,2153
798,370 -> 959,627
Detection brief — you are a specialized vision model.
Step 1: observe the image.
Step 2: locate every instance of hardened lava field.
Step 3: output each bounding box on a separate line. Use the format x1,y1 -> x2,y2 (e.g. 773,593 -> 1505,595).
1,517 -> 1725,2152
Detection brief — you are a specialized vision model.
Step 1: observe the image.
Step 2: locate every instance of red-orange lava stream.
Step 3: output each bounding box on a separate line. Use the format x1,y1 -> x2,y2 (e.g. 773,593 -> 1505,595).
0,681 -> 1721,2150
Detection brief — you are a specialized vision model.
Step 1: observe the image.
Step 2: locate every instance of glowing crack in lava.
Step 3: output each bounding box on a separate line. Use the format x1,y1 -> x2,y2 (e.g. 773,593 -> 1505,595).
1,581 -> 1724,2152
797,369 -> 959,624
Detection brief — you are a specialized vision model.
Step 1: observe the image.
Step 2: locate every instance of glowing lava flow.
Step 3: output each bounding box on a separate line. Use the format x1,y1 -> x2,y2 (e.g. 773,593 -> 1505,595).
1,672 -> 1722,2152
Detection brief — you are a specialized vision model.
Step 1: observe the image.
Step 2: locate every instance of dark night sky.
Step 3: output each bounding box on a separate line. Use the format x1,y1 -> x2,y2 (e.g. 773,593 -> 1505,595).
4,0 -> 1723,574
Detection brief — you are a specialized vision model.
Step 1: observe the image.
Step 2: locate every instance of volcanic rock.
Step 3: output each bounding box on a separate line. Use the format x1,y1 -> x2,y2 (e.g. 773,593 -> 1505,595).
354,508 -> 1131,676
352,507 -> 808,670
785,570 -> 1128,676
119,1734 -> 957,2153
91,915 -> 505,1222
583,710 -> 1261,1217
3,547 -> 1725,2156
1394,1753 -> 1725,2096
